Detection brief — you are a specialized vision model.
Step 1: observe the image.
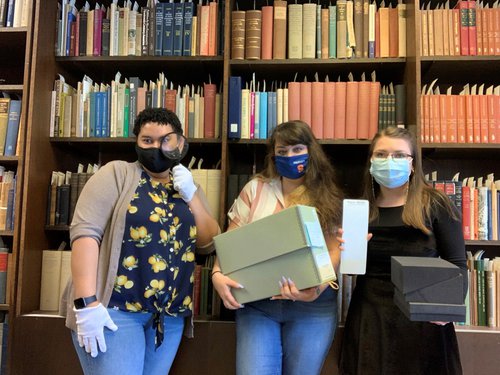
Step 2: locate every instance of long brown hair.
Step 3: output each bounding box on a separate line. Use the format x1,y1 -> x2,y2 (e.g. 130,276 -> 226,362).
363,127 -> 458,234
257,120 -> 343,235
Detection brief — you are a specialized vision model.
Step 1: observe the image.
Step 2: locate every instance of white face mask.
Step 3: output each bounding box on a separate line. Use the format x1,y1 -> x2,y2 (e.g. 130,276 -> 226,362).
369,158 -> 411,188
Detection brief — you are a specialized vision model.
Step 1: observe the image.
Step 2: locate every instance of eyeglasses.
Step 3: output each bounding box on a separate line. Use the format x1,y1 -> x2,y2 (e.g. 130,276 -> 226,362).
372,151 -> 413,161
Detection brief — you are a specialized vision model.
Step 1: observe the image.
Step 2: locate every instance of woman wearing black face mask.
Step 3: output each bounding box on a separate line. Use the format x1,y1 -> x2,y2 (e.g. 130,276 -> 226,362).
61,108 -> 220,375
211,120 -> 344,375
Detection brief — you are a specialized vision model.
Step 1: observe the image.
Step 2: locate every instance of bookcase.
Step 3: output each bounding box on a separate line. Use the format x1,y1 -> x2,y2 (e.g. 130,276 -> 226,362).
8,0 -> 500,374
0,0 -> 34,372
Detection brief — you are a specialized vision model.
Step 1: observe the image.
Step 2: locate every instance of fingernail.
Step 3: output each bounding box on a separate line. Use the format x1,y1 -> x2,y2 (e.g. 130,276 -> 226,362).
238,284 -> 244,289
281,276 -> 287,283
278,280 -> 283,287
239,304 -> 244,308
288,277 -> 293,284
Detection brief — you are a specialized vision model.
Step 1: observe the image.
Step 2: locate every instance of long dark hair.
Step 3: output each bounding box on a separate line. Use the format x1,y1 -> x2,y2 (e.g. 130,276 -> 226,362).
363,127 -> 458,234
257,120 -> 343,234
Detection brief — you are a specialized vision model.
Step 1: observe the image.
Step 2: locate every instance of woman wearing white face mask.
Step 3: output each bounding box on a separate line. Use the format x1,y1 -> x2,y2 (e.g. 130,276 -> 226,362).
339,127 -> 467,375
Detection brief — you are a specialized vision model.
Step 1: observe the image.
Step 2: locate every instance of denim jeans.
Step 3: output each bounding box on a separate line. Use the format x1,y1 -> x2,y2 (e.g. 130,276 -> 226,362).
236,287 -> 338,375
71,308 -> 184,375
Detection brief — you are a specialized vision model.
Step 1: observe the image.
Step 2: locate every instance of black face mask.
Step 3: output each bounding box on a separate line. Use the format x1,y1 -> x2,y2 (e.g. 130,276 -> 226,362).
135,145 -> 175,173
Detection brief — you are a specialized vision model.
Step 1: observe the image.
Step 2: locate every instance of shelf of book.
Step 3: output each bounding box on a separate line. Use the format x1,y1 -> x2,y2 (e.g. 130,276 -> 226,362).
465,240 -> 500,246
50,137 -> 222,144
0,85 -> 23,92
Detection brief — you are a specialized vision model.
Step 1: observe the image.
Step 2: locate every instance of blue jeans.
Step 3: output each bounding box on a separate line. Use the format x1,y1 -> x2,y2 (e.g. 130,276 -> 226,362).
71,308 -> 184,375
236,287 -> 338,375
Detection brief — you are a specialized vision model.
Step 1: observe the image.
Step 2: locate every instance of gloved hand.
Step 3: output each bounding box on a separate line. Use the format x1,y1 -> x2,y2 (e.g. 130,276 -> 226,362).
74,303 -> 118,358
172,164 -> 197,202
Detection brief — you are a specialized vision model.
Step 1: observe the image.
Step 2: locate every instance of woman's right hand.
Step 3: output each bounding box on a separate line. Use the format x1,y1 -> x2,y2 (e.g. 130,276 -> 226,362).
211,272 -> 245,310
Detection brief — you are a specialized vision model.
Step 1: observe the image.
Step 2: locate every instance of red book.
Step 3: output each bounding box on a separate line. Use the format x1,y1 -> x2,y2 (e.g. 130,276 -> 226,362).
75,12 -> 80,57
430,94 -> 441,143
467,1 -> 477,55
165,89 -> 177,112
311,82 -> 324,139
249,91 -> 255,139
456,1 -> 469,55
487,93 -> 497,143
204,83 -> 217,138
193,265 -> 202,316
465,94 -> 474,142
462,185 -> 471,240
439,94 -> 448,143
471,93 -> 481,143
495,6 -> 500,55
261,6 -> 273,60
323,82 -> 335,139
447,94 -> 458,143
473,187 -> 479,240
423,94 -> 431,143
476,7 -> 483,55
375,9 -> 380,58
334,82 -> 347,139
93,8 -> 103,56
457,94 -> 466,143
368,82 -> 380,140
300,82 -> 312,126
479,92 -> 489,143
357,81 -> 371,139
345,81 -> 359,139
69,21 -> 77,57
288,82 -> 301,121
487,7 -> 495,55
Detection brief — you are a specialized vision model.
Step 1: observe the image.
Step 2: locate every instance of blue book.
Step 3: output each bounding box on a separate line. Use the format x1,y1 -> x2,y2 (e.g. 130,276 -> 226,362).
173,2 -> 184,56
163,2 -> 174,56
267,91 -> 277,137
183,1 -> 194,56
155,3 -> 165,56
65,8 -> 76,56
102,90 -> 109,137
4,99 -> 21,156
228,76 -> 242,139
94,92 -> 102,137
6,0 -> 15,27
259,92 -> 268,140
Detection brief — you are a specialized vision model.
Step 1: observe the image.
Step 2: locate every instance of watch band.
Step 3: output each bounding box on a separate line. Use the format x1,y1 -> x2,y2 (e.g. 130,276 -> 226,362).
73,295 -> 97,309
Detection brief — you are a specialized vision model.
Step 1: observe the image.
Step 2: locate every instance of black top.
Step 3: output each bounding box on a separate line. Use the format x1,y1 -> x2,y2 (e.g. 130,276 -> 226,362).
340,204 -> 467,375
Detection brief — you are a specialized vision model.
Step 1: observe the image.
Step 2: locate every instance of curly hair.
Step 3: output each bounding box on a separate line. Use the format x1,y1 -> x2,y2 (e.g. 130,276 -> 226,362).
133,108 -> 183,136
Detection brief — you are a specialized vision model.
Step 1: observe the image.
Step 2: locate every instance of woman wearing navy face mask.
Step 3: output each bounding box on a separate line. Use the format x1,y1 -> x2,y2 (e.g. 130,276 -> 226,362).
211,120 -> 344,375
339,127 -> 467,375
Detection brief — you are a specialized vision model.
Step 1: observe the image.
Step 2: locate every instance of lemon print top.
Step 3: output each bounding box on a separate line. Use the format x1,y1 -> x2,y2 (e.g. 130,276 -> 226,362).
109,171 -> 197,323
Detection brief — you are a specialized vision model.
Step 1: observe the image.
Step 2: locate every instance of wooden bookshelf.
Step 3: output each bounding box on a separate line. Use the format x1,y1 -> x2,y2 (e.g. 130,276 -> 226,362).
7,0 -> 500,374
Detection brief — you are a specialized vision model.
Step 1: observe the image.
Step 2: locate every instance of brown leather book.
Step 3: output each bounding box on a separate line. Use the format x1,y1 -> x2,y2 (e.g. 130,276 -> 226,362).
321,8 -> 329,59
245,10 -> 262,60
273,0 -> 287,59
345,80 -> 359,139
203,83 -> 217,138
357,81 -> 371,139
354,0 -> 364,58
388,6 -> 398,57
368,81 -> 380,139
231,10 -> 245,59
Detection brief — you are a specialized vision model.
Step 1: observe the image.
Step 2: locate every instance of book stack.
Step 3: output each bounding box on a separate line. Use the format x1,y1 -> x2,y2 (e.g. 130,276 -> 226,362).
228,74 -> 405,140
49,73 -> 222,139
193,254 -> 220,318
421,1 -> 500,57
0,95 -> 22,157
55,0 -> 224,57
230,0 -> 406,60
420,81 -> 500,144
39,249 -> 72,313
0,0 -> 32,27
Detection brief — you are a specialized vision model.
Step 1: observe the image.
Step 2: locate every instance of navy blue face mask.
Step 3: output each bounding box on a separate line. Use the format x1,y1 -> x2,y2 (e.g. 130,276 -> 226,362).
275,154 -> 309,179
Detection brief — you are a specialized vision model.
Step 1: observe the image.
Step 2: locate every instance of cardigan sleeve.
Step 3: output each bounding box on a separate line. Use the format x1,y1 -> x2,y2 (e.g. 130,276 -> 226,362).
69,161 -> 127,246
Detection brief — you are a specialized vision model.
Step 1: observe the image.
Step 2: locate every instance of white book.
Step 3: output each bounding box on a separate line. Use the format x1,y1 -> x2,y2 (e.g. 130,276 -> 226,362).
288,4 -> 303,59
302,3 -> 316,59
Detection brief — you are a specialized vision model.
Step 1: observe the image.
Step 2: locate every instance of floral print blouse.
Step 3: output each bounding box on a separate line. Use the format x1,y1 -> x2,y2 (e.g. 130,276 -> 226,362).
109,171 -> 197,328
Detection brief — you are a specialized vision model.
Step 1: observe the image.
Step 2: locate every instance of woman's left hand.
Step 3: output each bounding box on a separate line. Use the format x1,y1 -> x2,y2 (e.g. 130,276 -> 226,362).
270,277 -> 323,303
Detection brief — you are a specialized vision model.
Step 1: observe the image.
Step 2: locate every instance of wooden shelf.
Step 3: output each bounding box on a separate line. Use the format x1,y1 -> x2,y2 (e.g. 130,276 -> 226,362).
0,230 -> 14,237
0,84 -> 23,92
465,240 -> 500,247
50,137 -> 221,144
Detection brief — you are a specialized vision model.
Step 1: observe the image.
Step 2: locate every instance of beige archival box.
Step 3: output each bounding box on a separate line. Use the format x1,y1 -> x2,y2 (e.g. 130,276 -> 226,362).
214,205 -> 337,304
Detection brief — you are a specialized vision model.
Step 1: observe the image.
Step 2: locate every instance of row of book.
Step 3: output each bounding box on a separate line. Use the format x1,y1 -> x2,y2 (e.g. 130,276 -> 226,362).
422,0 -> 500,57
0,170 -> 15,232
0,0 -> 31,28
193,254 -> 222,317
420,81 -> 500,144
228,74 -> 405,140
50,73 -> 222,139
56,0 -> 223,57
231,0 -> 406,60
0,95 -> 22,156
46,165 -> 97,228
39,248 -> 71,313
429,173 -> 500,241
464,250 -> 500,327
